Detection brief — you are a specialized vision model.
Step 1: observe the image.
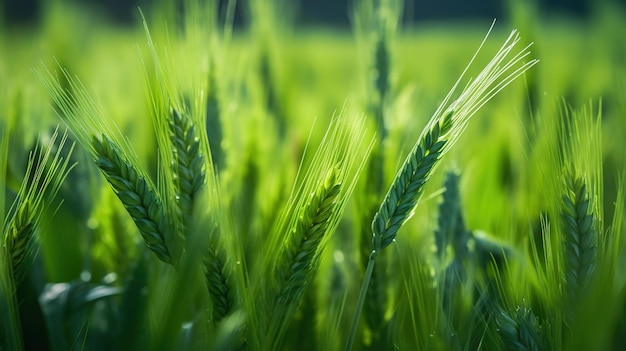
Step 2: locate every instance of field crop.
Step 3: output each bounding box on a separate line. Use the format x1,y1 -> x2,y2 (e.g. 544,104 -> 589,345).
1,0 -> 626,350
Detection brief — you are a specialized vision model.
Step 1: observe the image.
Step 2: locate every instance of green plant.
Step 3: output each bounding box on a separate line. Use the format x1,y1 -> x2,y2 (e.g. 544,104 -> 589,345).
1,127 -> 74,351
2,0 -> 626,350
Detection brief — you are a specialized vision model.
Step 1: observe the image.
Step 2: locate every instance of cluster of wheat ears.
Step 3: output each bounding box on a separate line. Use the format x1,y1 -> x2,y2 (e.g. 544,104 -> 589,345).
2,0 -> 626,350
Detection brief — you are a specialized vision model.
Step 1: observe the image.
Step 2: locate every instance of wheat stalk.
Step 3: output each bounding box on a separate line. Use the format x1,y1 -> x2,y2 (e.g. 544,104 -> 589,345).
92,134 -> 174,265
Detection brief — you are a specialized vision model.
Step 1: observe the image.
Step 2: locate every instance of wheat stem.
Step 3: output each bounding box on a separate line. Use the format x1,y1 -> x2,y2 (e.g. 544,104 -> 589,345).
92,134 -> 174,265
346,250 -> 377,351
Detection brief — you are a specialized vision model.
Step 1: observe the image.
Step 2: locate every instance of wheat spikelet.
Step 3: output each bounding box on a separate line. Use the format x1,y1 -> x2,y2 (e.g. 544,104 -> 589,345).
92,134 -> 173,265
561,176 -> 597,302
168,108 -> 205,228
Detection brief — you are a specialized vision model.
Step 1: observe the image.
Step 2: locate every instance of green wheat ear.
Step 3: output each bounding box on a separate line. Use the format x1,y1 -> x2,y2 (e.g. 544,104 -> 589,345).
275,167 -> 342,310
92,134 -> 174,265
371,25 -> 537,252
168,108 -> 206,229
39,57 -> 183,265
2,129 -> 75,284
251,114 -> 371,350
496,300 -> 545,351
203,222 -> 235,323
1,128 -> 74,351
561,176 -> 597,302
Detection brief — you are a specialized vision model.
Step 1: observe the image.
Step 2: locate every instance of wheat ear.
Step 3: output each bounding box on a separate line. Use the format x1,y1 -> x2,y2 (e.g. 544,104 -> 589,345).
372,112 -> 451,251
92,134 -> 174,265
561,176 -> 597,302
496,301 -> 544,351
372,25 -> 537,252
169,108 -> 206,228
4,203 -> 35,285
203,229 -> 235,323
3,129 -> 74,284
275,168 -> 342,310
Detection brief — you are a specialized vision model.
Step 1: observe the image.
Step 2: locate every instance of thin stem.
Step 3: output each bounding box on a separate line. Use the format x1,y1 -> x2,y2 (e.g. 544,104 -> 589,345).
345,249 -> 378,351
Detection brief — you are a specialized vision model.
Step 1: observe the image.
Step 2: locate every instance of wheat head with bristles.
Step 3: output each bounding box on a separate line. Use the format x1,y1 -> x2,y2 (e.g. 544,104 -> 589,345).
40,65 -> 181,265
202,222 -> 236,323
561,176 -> 597,304
554,103 -> 602,317
275,167 -> 342,310
3,128 -> 75,283
495,300 -> 545,351
347,23 -> 538,351
140,16 -> 239,325
1,128 -> 74,351
168,108 -> 206,229
372,24 -> 537,253
92,134 -> 174,264
248,113 -> 372,350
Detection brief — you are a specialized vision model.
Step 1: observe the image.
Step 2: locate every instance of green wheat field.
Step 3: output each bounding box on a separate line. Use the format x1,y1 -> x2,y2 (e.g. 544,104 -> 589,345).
2,0 -> 626,350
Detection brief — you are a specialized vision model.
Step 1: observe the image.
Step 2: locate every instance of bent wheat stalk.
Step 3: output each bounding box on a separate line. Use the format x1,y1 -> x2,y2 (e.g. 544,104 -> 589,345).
346,23 -> 538,351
